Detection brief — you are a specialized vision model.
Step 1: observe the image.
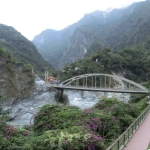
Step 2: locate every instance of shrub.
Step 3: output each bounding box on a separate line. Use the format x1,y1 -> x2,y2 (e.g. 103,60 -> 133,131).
33,105 -> 83,134
5,63 -> 14,73
0,124 -> 34,150
82,108 -> 121,140
18,97 -> 148,149
31,126 -> 104,150
94,97 -> 121,110
23,63 -> 33,72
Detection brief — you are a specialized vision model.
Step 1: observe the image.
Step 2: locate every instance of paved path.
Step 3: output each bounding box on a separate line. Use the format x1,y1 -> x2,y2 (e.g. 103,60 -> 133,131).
123,113 -> 150,150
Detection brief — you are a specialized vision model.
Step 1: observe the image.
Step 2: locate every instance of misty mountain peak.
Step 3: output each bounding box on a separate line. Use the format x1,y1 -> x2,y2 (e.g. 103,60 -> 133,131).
33,0 -> 150,69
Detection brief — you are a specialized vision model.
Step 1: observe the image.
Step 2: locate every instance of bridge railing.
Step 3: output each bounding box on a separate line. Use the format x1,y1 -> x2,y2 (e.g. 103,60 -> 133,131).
60,74 -> 148,93
106,104 -> 150,150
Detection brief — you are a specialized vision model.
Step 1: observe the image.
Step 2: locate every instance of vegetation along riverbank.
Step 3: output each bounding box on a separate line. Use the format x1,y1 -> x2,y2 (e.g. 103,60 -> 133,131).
0,95 -> 148,150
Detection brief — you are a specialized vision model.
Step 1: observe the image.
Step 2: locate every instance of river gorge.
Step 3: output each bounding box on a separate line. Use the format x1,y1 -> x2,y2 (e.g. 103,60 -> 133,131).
5,76 -> 130,127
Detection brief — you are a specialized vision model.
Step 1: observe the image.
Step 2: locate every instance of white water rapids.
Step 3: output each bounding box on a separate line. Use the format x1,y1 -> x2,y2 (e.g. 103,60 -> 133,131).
5,76 -> 130,127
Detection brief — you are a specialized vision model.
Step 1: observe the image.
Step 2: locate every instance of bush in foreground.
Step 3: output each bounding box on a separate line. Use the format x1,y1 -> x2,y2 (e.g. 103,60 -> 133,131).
0,97 -> 147,150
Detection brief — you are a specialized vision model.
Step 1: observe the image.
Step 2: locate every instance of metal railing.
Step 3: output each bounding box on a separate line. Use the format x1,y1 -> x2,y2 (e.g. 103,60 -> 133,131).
106,105 -> 150,150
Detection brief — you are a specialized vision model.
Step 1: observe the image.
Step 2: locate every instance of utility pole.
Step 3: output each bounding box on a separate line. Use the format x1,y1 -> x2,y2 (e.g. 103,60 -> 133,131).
45,71 -> 49,82
32,68 -> 34,74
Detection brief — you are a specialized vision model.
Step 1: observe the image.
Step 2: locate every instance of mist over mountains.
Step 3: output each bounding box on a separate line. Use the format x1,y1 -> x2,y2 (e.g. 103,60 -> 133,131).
33,0 -> 150,69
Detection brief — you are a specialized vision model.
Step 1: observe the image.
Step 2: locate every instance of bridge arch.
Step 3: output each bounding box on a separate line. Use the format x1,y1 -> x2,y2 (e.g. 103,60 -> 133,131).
59,74 -> 148,93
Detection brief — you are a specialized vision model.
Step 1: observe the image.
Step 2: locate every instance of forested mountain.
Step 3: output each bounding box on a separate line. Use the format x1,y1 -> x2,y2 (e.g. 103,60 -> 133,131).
60,40 -> 150,84
0,24 -> 53,74
0,47 -> 34,101
33,0 -> 150,69
0,24 -> 55,101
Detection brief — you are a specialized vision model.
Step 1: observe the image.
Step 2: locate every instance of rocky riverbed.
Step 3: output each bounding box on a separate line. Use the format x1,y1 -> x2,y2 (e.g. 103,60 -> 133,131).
5,76 -> 130,127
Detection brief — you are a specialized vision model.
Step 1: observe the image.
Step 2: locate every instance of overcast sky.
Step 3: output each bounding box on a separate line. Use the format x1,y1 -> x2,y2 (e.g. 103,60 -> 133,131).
0,0 -> 145,40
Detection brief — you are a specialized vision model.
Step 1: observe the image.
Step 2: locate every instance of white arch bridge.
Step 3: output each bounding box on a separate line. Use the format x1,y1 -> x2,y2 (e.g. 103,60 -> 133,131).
53,74 -> 149,94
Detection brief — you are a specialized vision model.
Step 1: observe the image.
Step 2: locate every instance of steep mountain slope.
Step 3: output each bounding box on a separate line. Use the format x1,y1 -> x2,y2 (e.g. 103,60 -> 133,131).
60,39 -> 150,83
33,0 -> 150,69
33,11 -> 107,68
106,0 -> 150,49
0,48 -> 34,101
0,24 -> 53,73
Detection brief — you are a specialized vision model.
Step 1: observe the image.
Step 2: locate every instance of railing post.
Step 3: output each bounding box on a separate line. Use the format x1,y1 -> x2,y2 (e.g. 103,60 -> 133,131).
86,77 -> 87,87
142,113 -> 143,121
106,105 -> 150,150
123,134 -> 125,145
95,76 -> 96,88
118,140 -> 120,150
109,77 -> 111,88
128,130 -> 129,139
105,76 -> 106,88
83,78 -> 84,87
100,77 -> 101,88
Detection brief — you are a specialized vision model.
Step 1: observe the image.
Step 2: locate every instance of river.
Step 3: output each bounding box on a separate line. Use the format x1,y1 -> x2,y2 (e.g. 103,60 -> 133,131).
6,76 -> 130,127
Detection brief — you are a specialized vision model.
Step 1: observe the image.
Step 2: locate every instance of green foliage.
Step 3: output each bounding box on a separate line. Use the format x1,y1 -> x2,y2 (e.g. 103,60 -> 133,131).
0,24 -> 54,74
1,2 -> 150,149
23,63 -> 33,72
60,45 -> 150,83
0,46 -> 35,100
94,97 -> 119,109
0,94 -> 9,121
0,93 -> 4,115
33,97 -> 147,148
130,94 -> 146,103
33,0 -> 150,69
0,124 -> 34,150
0,97 -> 148,150
31,126 -> 104,150
5,63 -> 14,73
33,105 -> 83,134
0,47 -> 10,57
93,97 -> 146,133
33,104 -> 106,149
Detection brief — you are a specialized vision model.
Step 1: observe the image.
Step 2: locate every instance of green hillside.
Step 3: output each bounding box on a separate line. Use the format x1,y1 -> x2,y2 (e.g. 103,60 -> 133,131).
0,24 -> 54,74
105,1 -> 150,50
0,24 -> 56,101
0,47 -> 34,101
60,40 -> 150,85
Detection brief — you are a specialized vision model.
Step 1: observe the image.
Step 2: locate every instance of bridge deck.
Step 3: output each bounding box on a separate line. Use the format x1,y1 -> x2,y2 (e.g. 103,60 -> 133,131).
53,85 -> 148,94
123,112 -> 150,150
46,73 -> 149,94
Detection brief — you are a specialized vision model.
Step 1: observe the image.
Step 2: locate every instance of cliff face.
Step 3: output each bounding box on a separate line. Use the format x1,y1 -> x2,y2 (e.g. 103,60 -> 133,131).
0,48 -> 34,103
0,24 -> 56,102
33,0 -> 150,69
32,11 -> 106,69
60,28 -> 96,67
